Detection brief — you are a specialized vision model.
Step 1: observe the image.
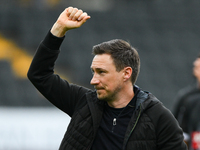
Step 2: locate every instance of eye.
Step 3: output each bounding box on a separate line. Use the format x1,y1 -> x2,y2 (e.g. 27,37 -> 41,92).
98,70 -> 105,74
91,68 -> 107,75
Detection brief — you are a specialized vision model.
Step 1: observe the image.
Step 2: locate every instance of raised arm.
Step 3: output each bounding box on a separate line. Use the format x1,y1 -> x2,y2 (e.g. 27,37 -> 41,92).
51,7 -> 91,37
27,7 -> 91,116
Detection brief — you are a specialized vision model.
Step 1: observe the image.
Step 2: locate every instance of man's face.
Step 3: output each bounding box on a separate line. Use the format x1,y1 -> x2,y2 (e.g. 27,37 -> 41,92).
90,54 -> 124,101
193,58 -> 200,82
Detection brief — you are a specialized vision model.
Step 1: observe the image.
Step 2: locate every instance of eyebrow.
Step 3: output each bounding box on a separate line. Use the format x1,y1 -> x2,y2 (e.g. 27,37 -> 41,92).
90,67 -> 107,72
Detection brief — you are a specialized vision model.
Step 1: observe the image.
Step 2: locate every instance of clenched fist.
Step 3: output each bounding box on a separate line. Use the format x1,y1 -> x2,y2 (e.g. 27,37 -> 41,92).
51,7 -> 91,37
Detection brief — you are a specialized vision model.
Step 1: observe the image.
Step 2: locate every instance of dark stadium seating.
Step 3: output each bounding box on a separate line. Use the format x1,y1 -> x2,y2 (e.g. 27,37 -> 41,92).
0,0 -> 199,110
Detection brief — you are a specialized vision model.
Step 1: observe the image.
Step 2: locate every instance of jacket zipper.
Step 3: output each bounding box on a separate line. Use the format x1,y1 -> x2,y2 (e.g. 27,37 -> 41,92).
123,104 -> 142,150
111,118 -> 117,132
113,118 -> 117,125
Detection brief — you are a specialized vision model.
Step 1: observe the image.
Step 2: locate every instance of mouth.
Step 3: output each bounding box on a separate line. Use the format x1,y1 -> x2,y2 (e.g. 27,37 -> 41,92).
95,87 -> 104,91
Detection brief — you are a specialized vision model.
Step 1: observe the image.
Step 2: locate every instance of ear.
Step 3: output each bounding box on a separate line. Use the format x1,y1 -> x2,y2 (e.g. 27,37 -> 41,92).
123,67 -> 132,81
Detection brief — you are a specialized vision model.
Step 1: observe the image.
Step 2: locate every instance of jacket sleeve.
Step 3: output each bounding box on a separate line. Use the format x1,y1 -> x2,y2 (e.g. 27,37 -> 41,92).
27,31 -> 90,117
149,102 -> 188,150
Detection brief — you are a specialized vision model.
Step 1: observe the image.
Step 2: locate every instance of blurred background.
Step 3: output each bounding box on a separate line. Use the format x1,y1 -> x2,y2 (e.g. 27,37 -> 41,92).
1,0 -> 200,149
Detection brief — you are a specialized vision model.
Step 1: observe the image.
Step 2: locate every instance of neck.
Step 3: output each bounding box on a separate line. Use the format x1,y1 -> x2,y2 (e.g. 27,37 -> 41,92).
107,85 -> 135,108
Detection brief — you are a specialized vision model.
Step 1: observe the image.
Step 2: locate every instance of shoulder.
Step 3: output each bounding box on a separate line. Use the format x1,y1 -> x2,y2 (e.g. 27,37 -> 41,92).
137,90 -> 174,124
143,93 -> 177,128
173,84 -> 200,112
176,84 -> 198,100
137,92 -> 187,149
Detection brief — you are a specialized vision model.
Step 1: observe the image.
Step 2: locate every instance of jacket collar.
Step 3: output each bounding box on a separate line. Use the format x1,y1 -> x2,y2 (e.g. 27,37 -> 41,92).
134,85 -> 160,111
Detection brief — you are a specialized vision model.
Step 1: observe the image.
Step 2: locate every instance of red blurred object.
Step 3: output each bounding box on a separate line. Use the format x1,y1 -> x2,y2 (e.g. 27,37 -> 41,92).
192,132 -> 200,149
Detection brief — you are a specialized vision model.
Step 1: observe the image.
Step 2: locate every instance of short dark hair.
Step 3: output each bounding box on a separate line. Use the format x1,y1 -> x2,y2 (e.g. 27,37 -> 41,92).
92,39 -> 140,85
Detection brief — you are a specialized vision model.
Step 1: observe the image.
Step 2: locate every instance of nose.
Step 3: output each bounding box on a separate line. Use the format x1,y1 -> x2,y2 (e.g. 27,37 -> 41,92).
90,74 -> 100,85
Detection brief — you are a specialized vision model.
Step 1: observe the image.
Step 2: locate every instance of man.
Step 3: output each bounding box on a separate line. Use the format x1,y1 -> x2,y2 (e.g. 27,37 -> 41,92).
28,7 -> 187,150
173,55 -> 200,149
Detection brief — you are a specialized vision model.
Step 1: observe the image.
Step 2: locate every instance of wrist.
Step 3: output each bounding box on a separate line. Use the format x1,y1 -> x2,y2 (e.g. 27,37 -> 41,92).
50,22 -> 69,37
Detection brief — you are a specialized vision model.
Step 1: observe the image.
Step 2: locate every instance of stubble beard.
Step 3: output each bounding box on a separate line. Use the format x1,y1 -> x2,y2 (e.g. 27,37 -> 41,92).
96,86 -> 122,102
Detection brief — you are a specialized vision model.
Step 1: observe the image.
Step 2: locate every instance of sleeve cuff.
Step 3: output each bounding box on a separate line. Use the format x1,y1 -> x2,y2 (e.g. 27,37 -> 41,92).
42,30 -> 65,50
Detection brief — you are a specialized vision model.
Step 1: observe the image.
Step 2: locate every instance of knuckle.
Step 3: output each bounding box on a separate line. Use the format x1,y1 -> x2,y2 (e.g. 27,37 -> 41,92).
73,7 -> 78,11
83,12 -> 88,16
79,9 -> 83,13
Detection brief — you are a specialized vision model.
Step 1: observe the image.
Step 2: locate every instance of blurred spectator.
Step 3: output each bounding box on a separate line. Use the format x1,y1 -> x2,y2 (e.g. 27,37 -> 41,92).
188,100 -> 200,150
173,54 -> 200,149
